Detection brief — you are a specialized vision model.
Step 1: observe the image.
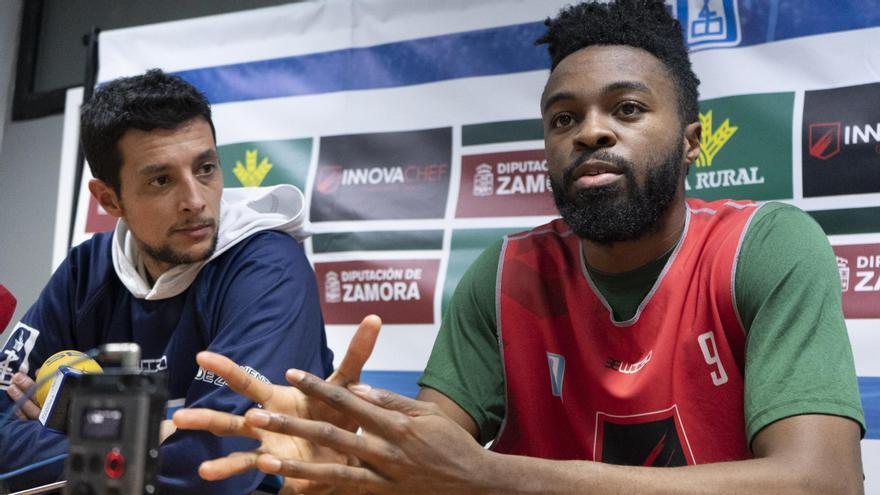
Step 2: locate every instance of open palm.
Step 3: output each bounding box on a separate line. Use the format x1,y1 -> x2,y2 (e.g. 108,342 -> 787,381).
173,315 -> 381,494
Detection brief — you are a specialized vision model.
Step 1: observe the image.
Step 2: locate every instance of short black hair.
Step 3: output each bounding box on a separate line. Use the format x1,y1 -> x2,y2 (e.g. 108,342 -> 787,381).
537,0 -> 700,125
80,69 -> 215,194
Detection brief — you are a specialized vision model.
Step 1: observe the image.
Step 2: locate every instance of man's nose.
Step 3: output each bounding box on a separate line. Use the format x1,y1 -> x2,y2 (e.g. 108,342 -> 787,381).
178,175 -> 206,213
574,112 -> 617,150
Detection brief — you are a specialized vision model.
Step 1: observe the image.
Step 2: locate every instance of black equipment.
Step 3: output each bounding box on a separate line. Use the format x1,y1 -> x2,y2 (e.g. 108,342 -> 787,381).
63,345 -> 167,495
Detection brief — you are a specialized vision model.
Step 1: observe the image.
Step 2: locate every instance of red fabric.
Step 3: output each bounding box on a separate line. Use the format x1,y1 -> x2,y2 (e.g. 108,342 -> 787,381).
0,284 -> 16,335
492,199 -> 757,466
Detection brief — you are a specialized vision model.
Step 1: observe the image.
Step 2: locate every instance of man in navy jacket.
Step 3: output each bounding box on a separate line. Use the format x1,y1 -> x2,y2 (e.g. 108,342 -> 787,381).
0,69 -> 334,494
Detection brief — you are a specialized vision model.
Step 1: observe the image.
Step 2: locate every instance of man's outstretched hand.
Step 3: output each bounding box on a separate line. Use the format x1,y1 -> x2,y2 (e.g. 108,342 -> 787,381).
243,371 -> 493,495
172,314 -> 382,494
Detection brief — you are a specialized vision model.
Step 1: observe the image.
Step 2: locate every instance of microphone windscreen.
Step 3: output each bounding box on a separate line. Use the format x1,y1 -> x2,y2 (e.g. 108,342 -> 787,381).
0,284 -> 16,335
35,350 -> 103,407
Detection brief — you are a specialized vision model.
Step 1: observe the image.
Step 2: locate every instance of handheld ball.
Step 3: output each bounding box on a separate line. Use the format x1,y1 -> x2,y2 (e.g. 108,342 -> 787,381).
34,350 -> 103,407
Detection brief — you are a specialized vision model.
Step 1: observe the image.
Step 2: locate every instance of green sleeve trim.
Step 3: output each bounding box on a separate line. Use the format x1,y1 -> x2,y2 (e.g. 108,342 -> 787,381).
746,399 -> 866,444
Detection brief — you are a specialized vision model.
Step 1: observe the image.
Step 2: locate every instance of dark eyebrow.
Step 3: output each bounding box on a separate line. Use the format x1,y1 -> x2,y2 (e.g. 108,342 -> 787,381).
138,149 -> 218,176
602,80 -> 651,95
139,163 -> 171,176
193,148 -> 218,164
542,91 -> 577,115
541,80 -> 653,114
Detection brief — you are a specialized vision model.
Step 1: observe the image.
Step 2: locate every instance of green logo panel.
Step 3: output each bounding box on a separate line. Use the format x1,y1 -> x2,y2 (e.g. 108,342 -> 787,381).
688,93 -> 793,201
443,227 -> 527,314
218,138 -> 312,190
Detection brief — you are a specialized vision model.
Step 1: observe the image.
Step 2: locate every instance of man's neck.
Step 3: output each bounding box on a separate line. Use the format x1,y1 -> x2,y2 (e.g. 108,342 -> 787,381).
581,196 -> 687,274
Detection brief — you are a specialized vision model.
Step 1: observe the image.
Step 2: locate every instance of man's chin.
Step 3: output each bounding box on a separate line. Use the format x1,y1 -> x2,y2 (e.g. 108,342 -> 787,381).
142,236 -> 218,267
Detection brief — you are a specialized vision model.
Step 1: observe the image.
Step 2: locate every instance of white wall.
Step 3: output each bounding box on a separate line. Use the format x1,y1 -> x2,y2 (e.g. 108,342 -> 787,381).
0,0 -> 66,329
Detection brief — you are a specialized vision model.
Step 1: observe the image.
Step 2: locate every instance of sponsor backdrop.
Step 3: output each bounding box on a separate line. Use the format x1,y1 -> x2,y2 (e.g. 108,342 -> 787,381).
55,0 -> 880,484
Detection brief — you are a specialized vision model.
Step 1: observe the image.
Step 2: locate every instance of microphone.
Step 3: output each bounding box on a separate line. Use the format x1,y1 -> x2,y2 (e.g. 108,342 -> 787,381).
34,350 -> 103,431
0,284 -> 16,335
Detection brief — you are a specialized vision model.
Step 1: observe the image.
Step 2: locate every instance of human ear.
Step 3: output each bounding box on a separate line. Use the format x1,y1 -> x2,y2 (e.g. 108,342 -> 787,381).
683,121 -> 702,164
88,179 -> 124,218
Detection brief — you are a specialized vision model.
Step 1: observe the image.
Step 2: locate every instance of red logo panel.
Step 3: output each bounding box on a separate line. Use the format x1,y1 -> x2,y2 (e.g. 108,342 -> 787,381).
315,259 -> 439,324
456,150 -> 557,218
834,243 -> 880,319
85,196 -> 117,233
808,122 -> 841,160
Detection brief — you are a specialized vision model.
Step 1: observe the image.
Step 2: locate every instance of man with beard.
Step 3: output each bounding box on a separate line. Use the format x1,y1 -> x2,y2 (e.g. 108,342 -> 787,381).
0,69 -> 337,494
174,1 -> 864,492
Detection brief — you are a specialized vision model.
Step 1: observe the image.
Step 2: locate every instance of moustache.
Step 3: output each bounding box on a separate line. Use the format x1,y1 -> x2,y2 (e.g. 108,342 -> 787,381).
562,151 -> 635,186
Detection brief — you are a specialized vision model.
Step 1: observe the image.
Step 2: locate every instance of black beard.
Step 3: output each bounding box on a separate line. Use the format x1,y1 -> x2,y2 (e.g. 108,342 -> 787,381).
551,146 -> 683,246
141,231 -> 218,266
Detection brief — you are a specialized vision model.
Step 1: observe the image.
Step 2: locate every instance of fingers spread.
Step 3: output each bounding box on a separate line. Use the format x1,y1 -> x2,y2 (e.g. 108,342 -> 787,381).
199,451 -> 260,481
196,351 -> 275,405
286,370 -> 397,436
173,408 -> 261,440
246,409 -> 381,462
348,384 -> 434,417
257,454 -> 386,489
329,315 -> 381,386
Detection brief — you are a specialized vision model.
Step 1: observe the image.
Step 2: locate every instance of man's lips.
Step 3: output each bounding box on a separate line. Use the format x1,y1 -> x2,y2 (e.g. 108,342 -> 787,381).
173,223 -> 214,238
570,160 -> 624,188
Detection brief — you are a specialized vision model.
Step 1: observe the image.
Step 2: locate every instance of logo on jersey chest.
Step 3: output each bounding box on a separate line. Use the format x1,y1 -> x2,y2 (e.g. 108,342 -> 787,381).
605,350 -> 653,374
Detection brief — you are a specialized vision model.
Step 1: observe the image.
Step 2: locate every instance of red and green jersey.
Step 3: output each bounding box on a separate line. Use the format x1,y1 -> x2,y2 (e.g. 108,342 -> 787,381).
419,201 -> 864,461
492,199 -> 755,464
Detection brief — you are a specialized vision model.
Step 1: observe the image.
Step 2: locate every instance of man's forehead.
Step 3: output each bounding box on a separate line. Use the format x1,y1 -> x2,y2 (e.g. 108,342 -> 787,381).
542,45 -> 673,101
117,118 -> 216,173
120,117 -> 210,143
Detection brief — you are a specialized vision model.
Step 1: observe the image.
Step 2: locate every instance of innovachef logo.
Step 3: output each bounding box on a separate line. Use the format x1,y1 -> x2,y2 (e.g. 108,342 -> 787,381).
311,128 -> 452,221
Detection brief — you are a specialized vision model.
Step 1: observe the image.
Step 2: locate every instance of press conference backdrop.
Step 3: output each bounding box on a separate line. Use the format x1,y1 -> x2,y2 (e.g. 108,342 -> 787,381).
56,0 -> 880,484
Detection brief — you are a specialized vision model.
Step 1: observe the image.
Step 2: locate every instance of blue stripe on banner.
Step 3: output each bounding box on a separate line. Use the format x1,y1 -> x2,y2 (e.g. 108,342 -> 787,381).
860,377 -> 880,439
360,370 -> 422,399
740,0 -> 880,47
159,3 -> 880,105
173,22 -> 549,105
766,0 -> 880,44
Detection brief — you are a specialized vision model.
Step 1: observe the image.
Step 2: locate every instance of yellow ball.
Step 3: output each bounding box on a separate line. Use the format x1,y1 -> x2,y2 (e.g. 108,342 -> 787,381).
34,350 -> 103,407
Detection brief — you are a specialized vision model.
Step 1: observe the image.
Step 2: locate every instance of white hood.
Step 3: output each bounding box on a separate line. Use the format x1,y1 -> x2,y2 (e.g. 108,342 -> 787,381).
111,184 -> 309,300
